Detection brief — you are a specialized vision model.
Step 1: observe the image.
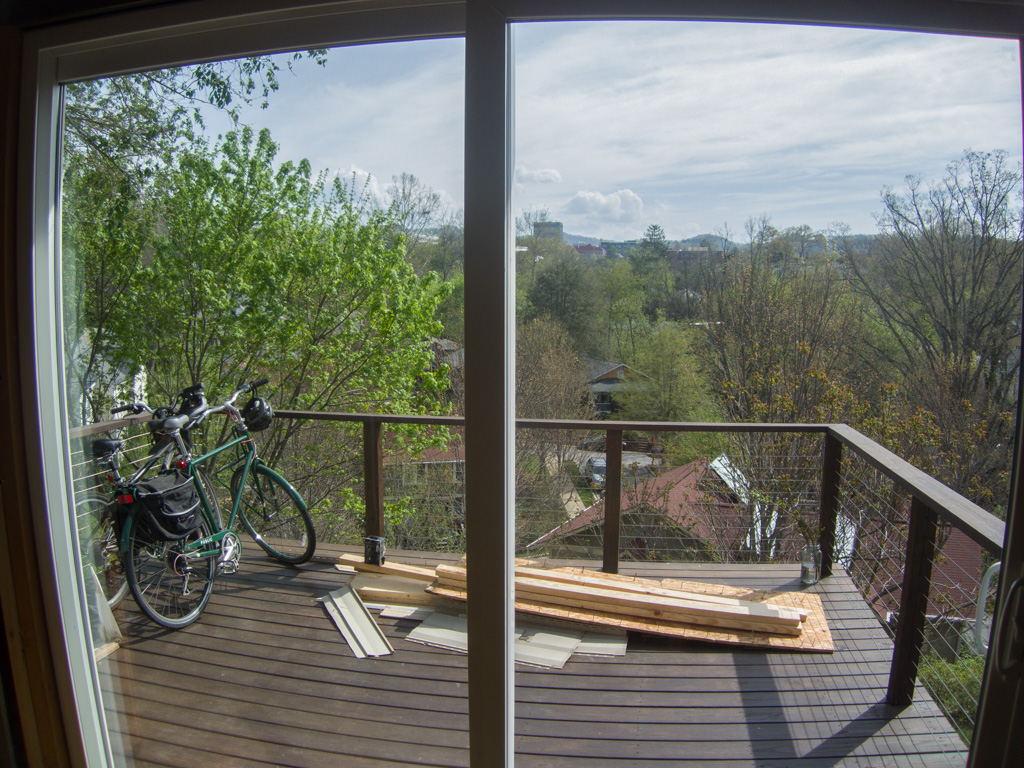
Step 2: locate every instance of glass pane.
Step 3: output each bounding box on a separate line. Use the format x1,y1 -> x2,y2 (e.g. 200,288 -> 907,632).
60,38 -> 466,764
513,19 -> 1021,756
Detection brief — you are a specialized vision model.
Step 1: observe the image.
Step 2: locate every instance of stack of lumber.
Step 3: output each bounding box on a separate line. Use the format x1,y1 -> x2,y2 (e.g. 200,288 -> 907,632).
335,553 -> 833,653
336,554 -> 436,604
433,563 -> 806,637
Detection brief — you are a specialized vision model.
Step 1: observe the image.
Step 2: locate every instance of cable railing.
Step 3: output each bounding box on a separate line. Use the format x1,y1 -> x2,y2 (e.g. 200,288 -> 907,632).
68,411 -> 1007,740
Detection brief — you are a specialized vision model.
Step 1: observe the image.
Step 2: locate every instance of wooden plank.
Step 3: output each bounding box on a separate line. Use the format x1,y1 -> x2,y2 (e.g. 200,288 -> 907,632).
347,571 -> 435,606
510,563 -> 809,620
355,586 -> 436,606
336,553 -> 436,581
93,642 -> 119,662
427,583 -> 832,651
436,566 -> 805,634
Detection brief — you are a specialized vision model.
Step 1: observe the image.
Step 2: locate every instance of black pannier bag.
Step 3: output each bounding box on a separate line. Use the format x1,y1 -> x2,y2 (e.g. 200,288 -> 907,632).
136,471 -> 201,541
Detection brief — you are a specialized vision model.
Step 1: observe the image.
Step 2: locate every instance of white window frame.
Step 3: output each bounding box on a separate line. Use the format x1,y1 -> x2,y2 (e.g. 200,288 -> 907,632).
17,2 -> 1023,767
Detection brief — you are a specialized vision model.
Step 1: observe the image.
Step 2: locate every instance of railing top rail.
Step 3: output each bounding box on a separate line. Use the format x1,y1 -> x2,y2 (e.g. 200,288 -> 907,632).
278,410 -> 464,427
68,414 -> 149,439
279,411 -> 832,433
515,418 -> 832,433
828,424 -> 1005,554
69,410 -> 1005,557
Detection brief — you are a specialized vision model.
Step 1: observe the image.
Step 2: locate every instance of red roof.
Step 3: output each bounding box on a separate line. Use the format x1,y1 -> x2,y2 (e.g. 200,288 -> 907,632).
527,461 -> 738,549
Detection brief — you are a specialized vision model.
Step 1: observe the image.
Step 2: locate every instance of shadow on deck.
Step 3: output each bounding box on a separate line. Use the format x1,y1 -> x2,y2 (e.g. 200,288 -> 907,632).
98,543 -> 967,767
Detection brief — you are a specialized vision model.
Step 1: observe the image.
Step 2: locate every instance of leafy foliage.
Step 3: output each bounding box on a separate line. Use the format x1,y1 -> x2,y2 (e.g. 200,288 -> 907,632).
844,150 -> 1023,510
918,652 -> 986,743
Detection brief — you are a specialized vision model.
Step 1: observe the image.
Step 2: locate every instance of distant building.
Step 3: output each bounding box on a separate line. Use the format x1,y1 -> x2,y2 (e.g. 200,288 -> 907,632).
533,221 -> 563,242
582,356 -> 649,416
525,460 -> 731,561
600,239 -> 639,257
574,243 -> 606,258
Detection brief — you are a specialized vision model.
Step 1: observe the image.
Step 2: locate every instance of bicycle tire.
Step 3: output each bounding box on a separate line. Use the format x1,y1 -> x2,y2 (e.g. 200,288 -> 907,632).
124,507 -> 216,629
231,465 -> 316,565
77,495 -> 128,608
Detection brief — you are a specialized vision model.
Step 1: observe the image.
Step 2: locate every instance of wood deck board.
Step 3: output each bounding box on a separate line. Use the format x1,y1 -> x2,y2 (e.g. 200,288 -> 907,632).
99,547 -> 969,766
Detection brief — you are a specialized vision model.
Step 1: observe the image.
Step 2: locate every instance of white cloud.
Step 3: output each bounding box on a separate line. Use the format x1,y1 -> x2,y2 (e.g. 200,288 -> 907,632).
514,22 -> 1021,237
565,189 -> 643,223
515,166 -> 562,184
338,165 -> 386,205
228,25 -> 1021,240
236,39 -> 465,206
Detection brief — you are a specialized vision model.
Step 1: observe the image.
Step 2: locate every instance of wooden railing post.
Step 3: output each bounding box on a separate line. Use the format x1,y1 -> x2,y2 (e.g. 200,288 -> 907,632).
363,419 -> 385,539
603,429 -> 623,574
819,431 -> 843,578
887,496 -> 938,705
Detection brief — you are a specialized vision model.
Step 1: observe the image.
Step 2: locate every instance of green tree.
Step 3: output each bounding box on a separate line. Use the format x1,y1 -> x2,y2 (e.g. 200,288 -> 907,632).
619,324 -> 718,423
628,223 -> 686,322
425,209 -> 465,282
63,53 -> 327,190
618,323 -> 726,465
515,318 -> 593,548
695,223 -> 872,562
844,149 -> 1023,508
133,127 -> 448,415
640,223 -> 669,257
62,158 -> 155,424
783,224 -> 826,263
698,226 -> 867,425
597,259 -> 649,360
134,127 -> 293,400
526,247 -> 599,348
62,53 -> 327,425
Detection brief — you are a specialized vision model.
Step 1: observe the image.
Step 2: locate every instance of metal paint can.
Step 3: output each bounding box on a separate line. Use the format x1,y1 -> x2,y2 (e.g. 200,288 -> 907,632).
364,536 -> 386,566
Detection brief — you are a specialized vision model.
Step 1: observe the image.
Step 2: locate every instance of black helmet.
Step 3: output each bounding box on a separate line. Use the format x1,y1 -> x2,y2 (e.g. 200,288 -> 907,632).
241,396 -> 273,431
178,383 -> 207,420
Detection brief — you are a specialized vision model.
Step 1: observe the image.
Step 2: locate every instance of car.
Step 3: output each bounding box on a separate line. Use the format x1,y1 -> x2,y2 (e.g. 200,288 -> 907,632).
583,456 -> 607,488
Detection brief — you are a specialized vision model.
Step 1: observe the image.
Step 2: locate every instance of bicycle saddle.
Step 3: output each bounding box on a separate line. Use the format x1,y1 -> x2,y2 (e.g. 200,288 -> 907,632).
147,414 -> 190,434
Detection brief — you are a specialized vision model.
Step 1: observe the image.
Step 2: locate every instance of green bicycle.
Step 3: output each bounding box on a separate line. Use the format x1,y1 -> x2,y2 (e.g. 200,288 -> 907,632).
85,378 -> 316,629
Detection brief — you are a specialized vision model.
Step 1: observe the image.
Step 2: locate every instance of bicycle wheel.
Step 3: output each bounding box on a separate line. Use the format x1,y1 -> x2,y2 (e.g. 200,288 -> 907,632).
124,509 -> 216,629
231,465 -> 316,565
77,495 -> 128,608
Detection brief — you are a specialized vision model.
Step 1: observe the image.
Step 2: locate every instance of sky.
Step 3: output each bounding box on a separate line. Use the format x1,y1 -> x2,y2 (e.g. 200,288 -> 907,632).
213,21 -> 1023,242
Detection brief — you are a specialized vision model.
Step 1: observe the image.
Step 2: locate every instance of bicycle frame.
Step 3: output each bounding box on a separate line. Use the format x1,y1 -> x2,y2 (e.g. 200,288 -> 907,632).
179,424 -> 258,559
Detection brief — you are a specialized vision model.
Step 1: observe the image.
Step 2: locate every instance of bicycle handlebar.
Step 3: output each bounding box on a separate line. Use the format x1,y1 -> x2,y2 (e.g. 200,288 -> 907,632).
109,377 -> 268,427
189,377 -> 270,425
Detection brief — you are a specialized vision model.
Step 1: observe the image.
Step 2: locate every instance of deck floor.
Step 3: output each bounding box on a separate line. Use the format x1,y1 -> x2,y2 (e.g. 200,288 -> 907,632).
98,545 -> 968,767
